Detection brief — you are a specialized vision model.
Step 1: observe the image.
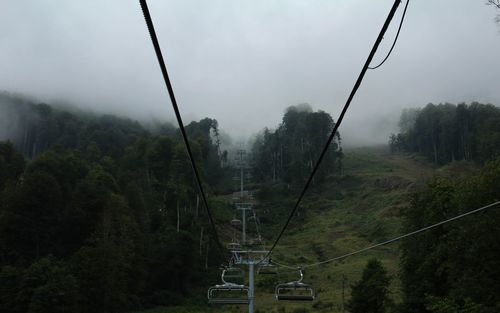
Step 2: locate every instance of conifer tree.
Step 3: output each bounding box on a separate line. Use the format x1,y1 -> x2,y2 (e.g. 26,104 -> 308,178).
347,258 -> 392,313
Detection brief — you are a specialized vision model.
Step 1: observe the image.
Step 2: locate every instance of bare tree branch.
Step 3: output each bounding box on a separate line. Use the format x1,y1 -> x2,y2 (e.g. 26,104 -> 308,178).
486,0 -> 500,25
486,0 -> 500,9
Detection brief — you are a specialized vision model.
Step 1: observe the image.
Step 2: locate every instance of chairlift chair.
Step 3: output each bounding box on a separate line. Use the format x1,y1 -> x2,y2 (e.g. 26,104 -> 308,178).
208,269 -> 249,304
230,218 -> 242,226
224,266 -> 245,279
226,241 -> 241,251
246,238 -> 263,247
275,268 -> 315,301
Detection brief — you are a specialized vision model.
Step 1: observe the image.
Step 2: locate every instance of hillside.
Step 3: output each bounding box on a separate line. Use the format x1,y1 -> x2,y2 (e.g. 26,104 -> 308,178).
249,147 -> 436,313
254,147 -> 433,312
135,146 -> 474,313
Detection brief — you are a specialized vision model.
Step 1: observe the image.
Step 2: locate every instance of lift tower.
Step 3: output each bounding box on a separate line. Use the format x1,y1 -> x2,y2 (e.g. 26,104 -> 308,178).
208,148 -> 269,313
232,149 -> 266,313
233,149 -> 253,244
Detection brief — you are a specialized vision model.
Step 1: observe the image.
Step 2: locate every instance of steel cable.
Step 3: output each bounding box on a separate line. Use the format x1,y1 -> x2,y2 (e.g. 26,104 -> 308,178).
261,0 -> 403,263
368,0 -> 410,70
273,201 -> 500,269
139,0 -> 227,261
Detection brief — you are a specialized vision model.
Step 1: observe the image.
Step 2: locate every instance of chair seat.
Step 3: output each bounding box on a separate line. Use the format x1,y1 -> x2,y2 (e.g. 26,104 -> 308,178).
277,295 -> 314,301
208,298 -> 249,305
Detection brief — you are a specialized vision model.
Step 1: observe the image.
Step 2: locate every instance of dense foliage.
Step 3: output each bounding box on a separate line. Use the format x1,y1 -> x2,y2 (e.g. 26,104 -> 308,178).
0,94 -> 230,313
389,102 -> 500,164
251,103 -> 343,185
399,157 -> 500,313
2,93 -> 499,313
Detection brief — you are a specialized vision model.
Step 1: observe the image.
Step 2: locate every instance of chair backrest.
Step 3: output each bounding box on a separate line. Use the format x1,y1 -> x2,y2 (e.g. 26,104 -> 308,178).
276,295 -> 314,301
275,282 -> 315,301
224,267 -> 244,278
226,242 -> 241,250
274,268 -> 315,302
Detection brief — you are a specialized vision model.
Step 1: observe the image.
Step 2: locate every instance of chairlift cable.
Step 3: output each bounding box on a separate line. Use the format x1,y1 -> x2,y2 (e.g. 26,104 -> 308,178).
261,0 -> 403,263
271,259 -> 298,269
368,0 -> 410,70
273,200 -> 500,269
139,0 -> 227,261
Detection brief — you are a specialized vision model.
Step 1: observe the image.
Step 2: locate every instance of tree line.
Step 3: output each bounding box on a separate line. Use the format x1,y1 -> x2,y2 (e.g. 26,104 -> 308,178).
389,102 -> 500,164
0,94 -> 230,313
251,103 -> 343,185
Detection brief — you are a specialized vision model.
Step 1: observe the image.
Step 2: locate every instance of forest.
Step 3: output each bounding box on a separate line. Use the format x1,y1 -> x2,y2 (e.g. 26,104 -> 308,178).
399,157 -> 500,313
0,93 -> 231,313
1,92 -> 500,313
389,102 -> 500,164
251,103 -> 343,185
0,95 -> 345,313
383,101 -> 500,312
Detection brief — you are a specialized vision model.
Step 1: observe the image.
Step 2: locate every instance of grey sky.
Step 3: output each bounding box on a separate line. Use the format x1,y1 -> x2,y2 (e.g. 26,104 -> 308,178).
1,1 -> 500,145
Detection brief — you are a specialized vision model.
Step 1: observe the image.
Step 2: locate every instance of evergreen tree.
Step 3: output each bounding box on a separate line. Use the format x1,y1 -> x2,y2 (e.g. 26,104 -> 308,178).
347,259 -> 392,313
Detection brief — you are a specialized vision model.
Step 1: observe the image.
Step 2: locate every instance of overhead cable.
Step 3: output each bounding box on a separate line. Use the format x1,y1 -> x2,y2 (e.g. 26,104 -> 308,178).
272,200 -> 500,269
261,0 -> 403,263
139,0 -> 227,261
369,0 -> 410,70
271,259 -> 297,269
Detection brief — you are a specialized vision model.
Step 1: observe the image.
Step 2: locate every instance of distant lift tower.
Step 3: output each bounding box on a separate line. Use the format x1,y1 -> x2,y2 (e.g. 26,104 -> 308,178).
233,149 -> 254,245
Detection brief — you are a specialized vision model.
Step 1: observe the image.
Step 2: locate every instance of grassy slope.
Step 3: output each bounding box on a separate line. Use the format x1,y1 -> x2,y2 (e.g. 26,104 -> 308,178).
134,146 -> 475,313
244,146 -> 434,313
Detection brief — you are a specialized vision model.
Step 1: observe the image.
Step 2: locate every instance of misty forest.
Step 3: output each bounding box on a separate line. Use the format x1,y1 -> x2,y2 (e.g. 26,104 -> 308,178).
2,1 -> 500,313
1,91 -> 500,313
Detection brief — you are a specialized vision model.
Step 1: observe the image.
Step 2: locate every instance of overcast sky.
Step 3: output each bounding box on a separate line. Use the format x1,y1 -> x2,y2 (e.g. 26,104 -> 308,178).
1,0 -> 500,145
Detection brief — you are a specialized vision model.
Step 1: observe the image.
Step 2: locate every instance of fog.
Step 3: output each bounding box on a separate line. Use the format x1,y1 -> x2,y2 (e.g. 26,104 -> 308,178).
1,0 -> 500,146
